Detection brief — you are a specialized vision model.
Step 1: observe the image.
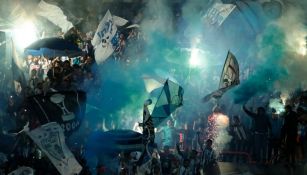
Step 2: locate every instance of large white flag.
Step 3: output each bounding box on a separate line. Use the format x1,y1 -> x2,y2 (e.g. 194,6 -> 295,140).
8,166 -> 34,175
26,122 -> 82,175
204,2 -> 236,26
92,10 -> 127,64
37,0 -> 73,33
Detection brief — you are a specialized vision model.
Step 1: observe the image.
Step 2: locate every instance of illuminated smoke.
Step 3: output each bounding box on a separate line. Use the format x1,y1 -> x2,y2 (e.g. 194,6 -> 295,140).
269,98 -> 285,114
215,113 -> 229,128
232,1 -> 307,104
207,112 -> 232,152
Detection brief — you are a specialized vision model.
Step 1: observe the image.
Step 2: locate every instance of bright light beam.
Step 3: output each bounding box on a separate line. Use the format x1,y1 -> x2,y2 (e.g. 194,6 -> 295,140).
189,48 -> 201,67
297,40 -> 306,56
12,20 -> 38,50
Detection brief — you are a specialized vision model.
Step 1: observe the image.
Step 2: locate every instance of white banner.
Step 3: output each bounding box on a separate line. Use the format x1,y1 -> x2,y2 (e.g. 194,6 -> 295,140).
8,166 -> 34,175
26,122 -> 82,175
204,3 -> 236,26
37,0 -> 73,33
92,10 -> 117,47
92,10 -> 128,64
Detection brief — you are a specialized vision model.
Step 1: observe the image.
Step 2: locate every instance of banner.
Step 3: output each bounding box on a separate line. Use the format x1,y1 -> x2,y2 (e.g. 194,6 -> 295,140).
25,91 -> 86,136
92,10 -> 127,64
204,3 -> 236,26
26,122 -> 82,175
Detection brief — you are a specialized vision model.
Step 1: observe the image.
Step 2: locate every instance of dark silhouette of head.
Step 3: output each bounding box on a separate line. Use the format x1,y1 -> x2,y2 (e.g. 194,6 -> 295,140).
285,105 -> 292,113
257,107 -> 265,115
206,139 -> 213,148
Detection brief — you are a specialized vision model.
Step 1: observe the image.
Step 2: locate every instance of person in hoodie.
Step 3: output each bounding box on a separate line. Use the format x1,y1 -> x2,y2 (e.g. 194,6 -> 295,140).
243,105 -> 271,163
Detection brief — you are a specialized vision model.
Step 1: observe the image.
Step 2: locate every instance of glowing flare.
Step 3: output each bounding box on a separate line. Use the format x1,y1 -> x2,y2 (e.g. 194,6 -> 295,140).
215,113 -> 229,128
189,48 -> 201,67
297,42 -> 306,56
269,98 -> 285,114
12,20 -> 38,50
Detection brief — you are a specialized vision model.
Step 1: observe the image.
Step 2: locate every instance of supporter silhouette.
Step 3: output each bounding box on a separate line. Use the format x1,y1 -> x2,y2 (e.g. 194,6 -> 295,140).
243,105 -> 271,163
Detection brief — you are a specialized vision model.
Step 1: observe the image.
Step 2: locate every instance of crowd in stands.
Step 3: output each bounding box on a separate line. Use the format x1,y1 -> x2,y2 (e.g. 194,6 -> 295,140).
2,84 -> 307,174
23,54 -> 97,96
64,99 -> 306,174
0,12 -> 306,175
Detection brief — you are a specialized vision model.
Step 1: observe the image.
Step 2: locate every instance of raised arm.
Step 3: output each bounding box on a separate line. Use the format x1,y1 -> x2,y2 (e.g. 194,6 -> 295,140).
242,105 -> 256,118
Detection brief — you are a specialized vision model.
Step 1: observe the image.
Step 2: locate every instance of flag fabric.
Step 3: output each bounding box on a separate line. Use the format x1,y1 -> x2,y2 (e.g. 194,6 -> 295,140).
37,0 -> 73,33
92,10 -> 127,64
113,15 -> 128,27
203,2 -> 236,26
25,91 -> 86,136
8,166 -> 34,175
219,51 -> 240,89
126,24 -> 140,29
151,79 -> 184,126
26,122 -> 82,175
142,75 -> 164,93
203,51 -> 240,102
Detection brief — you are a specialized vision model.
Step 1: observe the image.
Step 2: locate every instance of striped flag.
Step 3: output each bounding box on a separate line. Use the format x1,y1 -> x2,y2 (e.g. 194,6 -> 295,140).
151,79 -> 184,126
26,122 -> 82,175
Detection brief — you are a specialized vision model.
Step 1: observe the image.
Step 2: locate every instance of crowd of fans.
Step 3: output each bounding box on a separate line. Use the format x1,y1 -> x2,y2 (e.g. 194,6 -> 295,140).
23,54 -> 98,96
2,85 -> 307,174
66,97 -> 306,175
0,11 -> 306,174
132,101 -> 306,174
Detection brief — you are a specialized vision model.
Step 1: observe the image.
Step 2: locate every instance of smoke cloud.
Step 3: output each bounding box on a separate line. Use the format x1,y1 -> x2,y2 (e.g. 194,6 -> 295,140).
232,1 -> 307,104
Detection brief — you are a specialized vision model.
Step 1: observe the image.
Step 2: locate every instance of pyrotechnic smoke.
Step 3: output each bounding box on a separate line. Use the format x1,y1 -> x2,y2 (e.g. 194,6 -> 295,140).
212,112 -> 232,152
233,2 -> 307,104
140,0 -> 174,37
232,24 -> 287,104
269,98 -> 285,114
